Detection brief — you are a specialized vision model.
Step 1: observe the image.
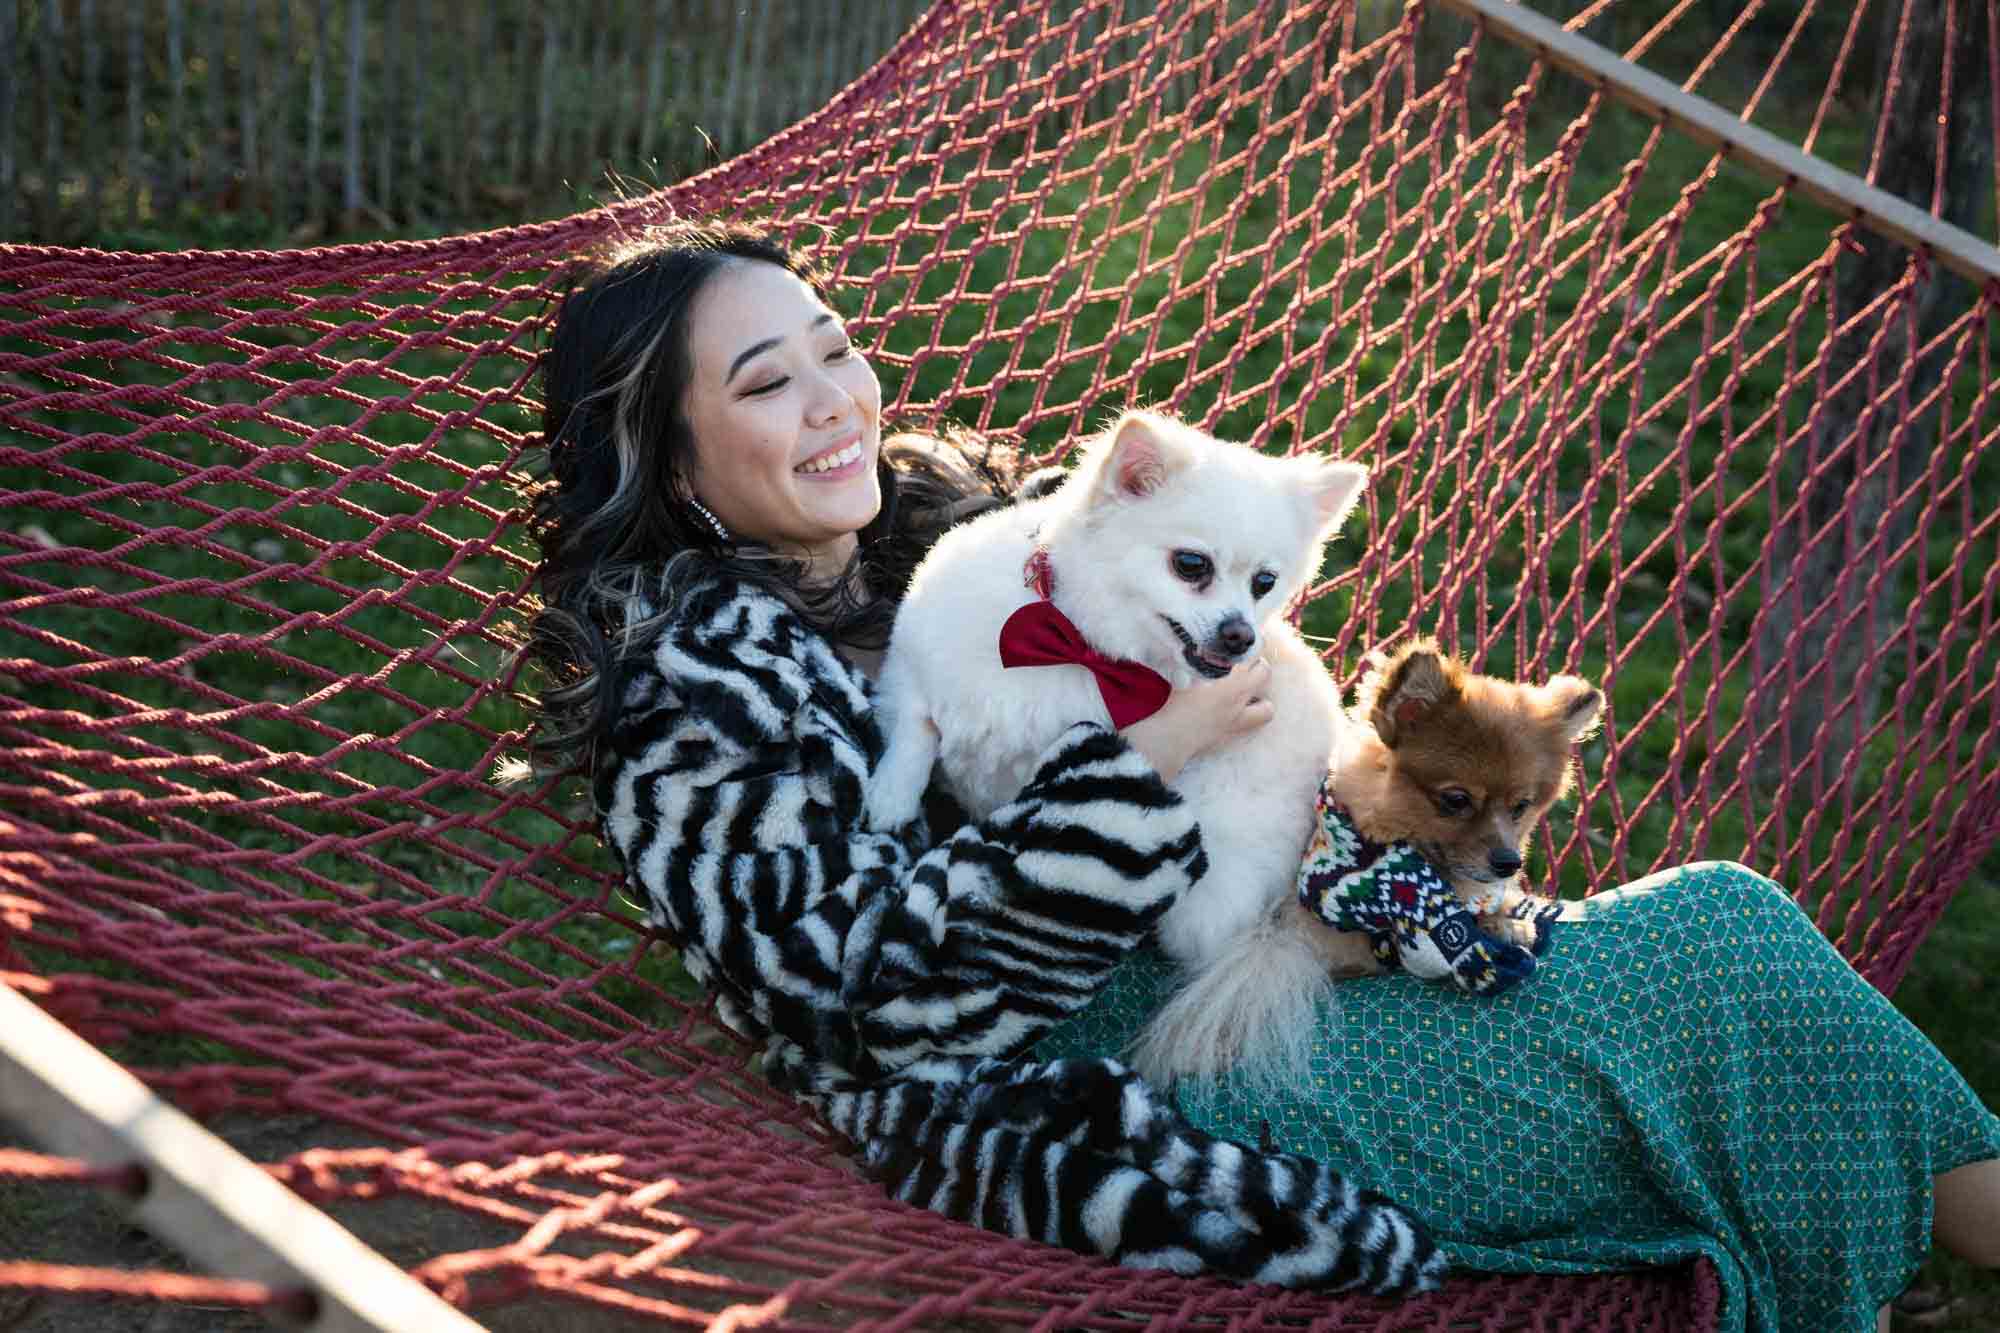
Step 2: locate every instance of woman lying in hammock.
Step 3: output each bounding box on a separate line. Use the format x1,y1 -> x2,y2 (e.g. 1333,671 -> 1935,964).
519,220 -> 2000,1331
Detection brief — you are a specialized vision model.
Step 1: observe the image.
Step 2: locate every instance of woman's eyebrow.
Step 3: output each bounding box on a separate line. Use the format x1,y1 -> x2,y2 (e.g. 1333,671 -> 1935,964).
726,337 -> 782,384
723,314 -> 838,385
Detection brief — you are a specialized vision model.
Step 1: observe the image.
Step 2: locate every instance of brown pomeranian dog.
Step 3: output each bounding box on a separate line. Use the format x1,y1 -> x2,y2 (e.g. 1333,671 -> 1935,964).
1129,638 -> 1602,1086
1304,638 -> 1605,977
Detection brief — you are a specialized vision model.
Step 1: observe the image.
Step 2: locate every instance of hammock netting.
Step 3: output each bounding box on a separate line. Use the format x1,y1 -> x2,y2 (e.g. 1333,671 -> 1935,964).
2,0 -> 1997,1327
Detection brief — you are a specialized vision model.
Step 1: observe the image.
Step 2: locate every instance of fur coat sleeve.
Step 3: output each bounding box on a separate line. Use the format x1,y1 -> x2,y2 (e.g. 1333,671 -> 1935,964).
595,574 -> 1442,1295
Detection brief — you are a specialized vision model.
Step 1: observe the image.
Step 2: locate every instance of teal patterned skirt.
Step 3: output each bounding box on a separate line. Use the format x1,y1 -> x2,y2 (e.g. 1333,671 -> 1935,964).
1033,861 -> 2000,1333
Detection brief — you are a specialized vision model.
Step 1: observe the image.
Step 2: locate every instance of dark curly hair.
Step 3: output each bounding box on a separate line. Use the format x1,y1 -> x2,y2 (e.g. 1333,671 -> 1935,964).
519,220 -> 1028,772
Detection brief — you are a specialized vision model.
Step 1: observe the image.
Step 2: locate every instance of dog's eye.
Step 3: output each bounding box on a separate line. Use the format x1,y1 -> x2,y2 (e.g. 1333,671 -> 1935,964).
1511,799 -> 1532,819
1436,788 -> 1474,817
1249,571 -> 1277,599
1170,551 -> 1213,584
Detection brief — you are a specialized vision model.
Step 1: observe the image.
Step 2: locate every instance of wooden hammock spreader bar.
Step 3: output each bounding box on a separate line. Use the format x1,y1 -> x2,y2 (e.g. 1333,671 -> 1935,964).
1434,0 -> 2000,289
0,984 -> 486,1333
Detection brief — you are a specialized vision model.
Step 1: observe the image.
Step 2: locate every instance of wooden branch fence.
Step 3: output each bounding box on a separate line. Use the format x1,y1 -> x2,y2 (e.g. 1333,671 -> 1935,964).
0,0 -> 946,242
0,0 -> 1734,247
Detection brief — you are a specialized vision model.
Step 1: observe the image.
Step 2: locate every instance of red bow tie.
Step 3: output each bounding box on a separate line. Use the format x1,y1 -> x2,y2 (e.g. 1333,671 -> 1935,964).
998,599 -> 1172,729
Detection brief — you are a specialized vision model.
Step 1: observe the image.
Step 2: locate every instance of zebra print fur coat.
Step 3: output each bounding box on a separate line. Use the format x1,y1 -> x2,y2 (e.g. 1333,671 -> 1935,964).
594,572 -> 1444,1294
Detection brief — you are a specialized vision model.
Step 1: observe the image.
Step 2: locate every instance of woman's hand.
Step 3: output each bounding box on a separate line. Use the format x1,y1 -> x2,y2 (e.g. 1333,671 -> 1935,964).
1121,657 -> 1274,785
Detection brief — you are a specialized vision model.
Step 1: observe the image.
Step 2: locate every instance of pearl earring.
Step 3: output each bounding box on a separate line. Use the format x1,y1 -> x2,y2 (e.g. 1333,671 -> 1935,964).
687,496 -> 733,545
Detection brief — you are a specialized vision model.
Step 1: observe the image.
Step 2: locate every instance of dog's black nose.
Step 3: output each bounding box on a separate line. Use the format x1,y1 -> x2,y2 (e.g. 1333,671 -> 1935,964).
1215,616 -> 1255,658
1489,848 -> 1524,877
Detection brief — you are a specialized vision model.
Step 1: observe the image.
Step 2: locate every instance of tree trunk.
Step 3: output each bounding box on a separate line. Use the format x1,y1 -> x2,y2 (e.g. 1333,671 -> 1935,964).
239,0 -> 260,214
1753,0 -> 1992,788
376,0 -> 395,220
476,2 -> 498,204
128,4 -> 147,226
306,0 -> 329,230
0,1 -> 16,238
819,3 -> 841,121
742,0 -> 773,149
204,0 -> 225,202
585,1 -> 611,188
82,0 -> 101,229
446,5 -> 470,216
721,0 -> 750,155
640,0 -> 668,166
41,0 -> 64,235
533,8 -> 557,192
408,0 -> 430,219
343,0 -> 365,221
271,0 -> 293,228
505,7 -> 528,186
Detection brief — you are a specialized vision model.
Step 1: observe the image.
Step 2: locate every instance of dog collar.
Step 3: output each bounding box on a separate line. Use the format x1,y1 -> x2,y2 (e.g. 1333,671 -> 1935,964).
1023,544 -> 1055,599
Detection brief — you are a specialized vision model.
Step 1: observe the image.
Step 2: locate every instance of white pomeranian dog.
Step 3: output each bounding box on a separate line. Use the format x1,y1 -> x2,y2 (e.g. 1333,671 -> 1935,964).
863,408 -> 1368,1084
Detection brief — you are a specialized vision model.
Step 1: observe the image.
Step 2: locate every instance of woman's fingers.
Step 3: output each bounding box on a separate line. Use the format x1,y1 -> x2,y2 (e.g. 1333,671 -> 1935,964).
1234,696 -> 1276,736
1228,657 -> 1274,735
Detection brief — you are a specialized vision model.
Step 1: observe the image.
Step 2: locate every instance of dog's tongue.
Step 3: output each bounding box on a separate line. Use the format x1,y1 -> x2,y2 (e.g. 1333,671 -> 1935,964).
1185,647 -> 1237,680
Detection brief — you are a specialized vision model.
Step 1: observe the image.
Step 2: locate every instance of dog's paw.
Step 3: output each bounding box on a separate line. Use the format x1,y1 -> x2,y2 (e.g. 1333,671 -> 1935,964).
1495,890 -> 1563,957
864,707 -> 941,832
1470,882 -> 1562,954
1481,909 -> 1540,949
1313,926 -> 1385,979
1328,953 -> 1386,980
862,776 -> 924,832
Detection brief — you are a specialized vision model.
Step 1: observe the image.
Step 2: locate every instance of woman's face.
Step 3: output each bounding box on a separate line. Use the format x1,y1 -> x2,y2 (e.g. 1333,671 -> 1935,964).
680,259 -> 883,581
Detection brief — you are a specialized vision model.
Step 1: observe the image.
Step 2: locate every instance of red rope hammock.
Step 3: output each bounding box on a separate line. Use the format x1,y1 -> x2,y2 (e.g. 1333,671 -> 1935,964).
2,1 -> 1995,1327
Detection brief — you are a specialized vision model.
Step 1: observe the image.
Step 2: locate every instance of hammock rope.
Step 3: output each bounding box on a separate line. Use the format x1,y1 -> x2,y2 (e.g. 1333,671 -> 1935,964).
2,0 -> 1995,1327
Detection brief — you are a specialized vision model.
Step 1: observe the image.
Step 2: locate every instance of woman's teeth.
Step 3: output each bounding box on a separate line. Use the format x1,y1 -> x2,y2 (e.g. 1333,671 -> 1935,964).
796,441 -> 862,474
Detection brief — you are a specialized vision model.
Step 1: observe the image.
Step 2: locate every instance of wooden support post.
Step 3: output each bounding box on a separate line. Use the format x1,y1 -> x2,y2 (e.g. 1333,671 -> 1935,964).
0,984 -> 486,1333
1431,0 -> 2000,288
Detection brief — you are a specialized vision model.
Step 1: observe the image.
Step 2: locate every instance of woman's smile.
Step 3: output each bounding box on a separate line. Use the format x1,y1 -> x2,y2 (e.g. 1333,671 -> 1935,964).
796,435 -> 866,475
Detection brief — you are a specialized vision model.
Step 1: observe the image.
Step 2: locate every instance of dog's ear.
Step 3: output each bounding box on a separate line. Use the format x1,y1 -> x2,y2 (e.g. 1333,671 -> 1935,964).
1089,411 -> 1194,502
1297,456 -> 1368,536
1543,675 -> 1604,744
1361,638 -> 1457,747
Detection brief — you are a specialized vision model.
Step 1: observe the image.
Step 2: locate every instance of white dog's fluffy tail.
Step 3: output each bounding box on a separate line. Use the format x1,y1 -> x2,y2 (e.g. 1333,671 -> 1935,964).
1126,904 -> 1333,1092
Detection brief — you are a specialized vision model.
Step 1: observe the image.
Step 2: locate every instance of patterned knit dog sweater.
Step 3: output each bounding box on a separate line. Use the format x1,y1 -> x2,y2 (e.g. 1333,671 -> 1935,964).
1296,776 -> 1557,995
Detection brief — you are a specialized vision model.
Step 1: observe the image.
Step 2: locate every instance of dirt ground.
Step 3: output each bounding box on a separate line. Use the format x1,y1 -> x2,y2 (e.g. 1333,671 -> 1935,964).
0,1113 -> 827,1333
